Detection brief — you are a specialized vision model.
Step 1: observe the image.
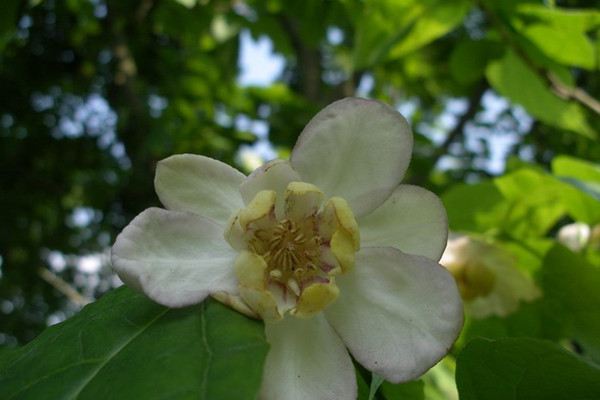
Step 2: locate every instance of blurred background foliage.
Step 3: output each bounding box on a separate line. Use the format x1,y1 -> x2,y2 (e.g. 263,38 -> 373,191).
0,0 -> 599,385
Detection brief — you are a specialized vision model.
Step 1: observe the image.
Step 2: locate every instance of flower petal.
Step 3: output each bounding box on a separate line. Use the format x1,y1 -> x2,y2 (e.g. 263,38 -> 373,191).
261,315 -> 356,400
466,265 -> 541,318
359,185 -> 448,261
111,208 -> 238,308
154,154 -> 245,224
240,159 -> 301,218
325,247 -> 463,383
290,98 -> 413,217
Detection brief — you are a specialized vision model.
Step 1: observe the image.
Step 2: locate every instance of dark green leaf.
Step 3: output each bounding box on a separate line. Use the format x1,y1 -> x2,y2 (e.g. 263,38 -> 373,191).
0,287 -> 268,400
381,380 -> 424,400
449,39 -> 502,85
442,181 -> 507,233
541,245 -> 600,364
456,337 -> 600,400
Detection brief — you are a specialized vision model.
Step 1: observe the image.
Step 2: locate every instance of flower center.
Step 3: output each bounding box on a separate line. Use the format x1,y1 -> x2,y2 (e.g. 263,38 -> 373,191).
447,261 -> 496,301
224,181 -> 360,320
251,218 -> 322,294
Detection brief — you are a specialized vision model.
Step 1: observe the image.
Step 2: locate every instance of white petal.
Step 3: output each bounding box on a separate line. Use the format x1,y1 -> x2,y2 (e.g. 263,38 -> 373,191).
325,247 -> 463,383
155,154 -> 245,224
466,251 -> 541,319
111,208 -> 238,307
290,98 -> 413,217
359,185 -> 448,261
260,315 -> 356,400
240,159 -> 301,218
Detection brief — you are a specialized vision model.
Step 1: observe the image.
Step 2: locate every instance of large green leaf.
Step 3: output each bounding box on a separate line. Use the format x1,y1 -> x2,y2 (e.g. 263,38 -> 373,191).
386,0 -> 470,60
352,0 -> 470,69
358,370 -> 424,400
0,287 -> 268,400
494,169 -> 566,238
551,156 -> 600,223
442,181 -> 507,233
449,39 -> 503,85
486,50 -> 596,138
553,155 -> 600,184
514,4 -> 600,70
541,245 -> 600,364
381,380 -> 424,400
456,338 -> 600,400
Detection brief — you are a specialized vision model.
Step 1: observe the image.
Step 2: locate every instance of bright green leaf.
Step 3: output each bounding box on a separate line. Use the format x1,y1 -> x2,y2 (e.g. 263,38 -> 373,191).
553,156 -> 600,184
494,169 -> 566,237
387,0 -> 471,60
456,337 -> 600,400
519,24 -> 595,69
514,4 -> 600,69
353,0 -> 470,69
442,181 -> 507,233
486,50 -> 596,138
0,287 -> 268,400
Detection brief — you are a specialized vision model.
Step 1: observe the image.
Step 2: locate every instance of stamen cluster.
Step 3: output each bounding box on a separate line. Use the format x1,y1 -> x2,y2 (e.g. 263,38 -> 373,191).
224,181 -> 359,320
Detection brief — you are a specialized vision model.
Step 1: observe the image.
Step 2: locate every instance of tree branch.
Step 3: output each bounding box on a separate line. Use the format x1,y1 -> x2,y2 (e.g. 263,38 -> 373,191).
38,267 -> 91,307
278,15 -> 323,103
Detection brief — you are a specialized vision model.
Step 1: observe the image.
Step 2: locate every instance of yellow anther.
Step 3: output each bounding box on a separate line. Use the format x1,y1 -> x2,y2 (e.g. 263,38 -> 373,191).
330,230 -> 356,272
223,213 -> 246,250
285,181 -> 324,219
239,190 -> 276,229
239,286 -> 282,322
292,280 -> 340,318
229,182 -> 359,319
234,251 -> 267,290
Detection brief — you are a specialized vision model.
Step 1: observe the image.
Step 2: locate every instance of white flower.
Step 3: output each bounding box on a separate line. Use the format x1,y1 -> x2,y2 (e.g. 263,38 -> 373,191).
441,235 -> 540,319
557,222 -> 591,252
112,98 -> 463,400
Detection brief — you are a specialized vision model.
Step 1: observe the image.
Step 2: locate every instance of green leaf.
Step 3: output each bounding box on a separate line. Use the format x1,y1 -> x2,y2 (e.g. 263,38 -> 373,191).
442,181 -> 507,233
541,245 -> 600,364
486,50 -> 596,138
387,0 -> 471,60
449,39 -> 502,85
0,287 -> 268,400
515,5 -> 600,69
356,368 -> 371,400
552,156 -> 600,223
553,155 -> 600,184
456,337 -> 600,400
353,0 -> 470,69
381,380 -> 424,400
0,0 -> 19,51
494,169 -> 566,237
